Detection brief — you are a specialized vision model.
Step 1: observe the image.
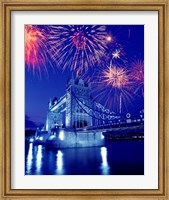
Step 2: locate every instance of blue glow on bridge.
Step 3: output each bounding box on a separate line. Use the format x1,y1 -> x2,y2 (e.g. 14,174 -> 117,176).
33,75 -> 144,148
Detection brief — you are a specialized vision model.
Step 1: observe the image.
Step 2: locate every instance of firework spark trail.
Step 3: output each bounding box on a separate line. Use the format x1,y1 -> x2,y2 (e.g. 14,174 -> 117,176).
25,25 -> 53,76
48,25 -> 108,73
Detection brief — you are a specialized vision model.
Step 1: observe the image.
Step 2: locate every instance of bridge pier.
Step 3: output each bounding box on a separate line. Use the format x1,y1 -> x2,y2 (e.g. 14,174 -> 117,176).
45,129 -> 105,148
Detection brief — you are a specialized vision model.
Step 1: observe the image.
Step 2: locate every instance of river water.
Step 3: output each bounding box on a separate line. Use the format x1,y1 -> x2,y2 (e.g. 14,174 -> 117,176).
25,140 -> 144,175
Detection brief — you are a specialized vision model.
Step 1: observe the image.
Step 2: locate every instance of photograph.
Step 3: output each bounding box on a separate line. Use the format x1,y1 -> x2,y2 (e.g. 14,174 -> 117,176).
25,24 -> 144,176
1,0 -> 167,197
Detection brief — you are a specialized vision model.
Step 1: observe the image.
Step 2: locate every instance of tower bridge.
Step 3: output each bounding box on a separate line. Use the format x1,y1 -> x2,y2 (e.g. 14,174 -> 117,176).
35,75 -> 144,148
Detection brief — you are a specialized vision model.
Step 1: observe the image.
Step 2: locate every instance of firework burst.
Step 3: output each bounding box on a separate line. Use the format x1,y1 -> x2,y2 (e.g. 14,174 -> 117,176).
48,25 -> 108,73
92,65 -> 135,114
102,65 -> 130,89
130,59 -> 144,96
101,39 -> 127,69
112,49 -> 121,59
25,25 -> 52,76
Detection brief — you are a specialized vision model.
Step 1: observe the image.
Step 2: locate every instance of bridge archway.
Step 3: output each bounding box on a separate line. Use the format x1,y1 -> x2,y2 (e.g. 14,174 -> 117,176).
73,120 -> 88,128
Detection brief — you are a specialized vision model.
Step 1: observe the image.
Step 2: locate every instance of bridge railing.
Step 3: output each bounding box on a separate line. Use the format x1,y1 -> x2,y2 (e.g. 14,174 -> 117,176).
70,119 -> 144,132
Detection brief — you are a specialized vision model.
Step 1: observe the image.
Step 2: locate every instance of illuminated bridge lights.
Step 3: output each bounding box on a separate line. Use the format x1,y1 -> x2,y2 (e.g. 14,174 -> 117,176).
59,130 -> 64,140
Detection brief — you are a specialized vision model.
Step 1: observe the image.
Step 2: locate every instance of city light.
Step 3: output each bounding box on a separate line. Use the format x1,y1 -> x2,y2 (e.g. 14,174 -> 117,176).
59,130 -> 64,140
39,137 -> 43,141
29,138 -> 34,143
48,135 -> 56,140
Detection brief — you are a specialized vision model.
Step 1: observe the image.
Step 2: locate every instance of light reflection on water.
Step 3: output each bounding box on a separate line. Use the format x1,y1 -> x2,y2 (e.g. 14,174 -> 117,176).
26,143 -> 33,174
100,147 -> 110,175
25,141 -> 144,175
55,150 -> 64,175
36,145 -> 43,174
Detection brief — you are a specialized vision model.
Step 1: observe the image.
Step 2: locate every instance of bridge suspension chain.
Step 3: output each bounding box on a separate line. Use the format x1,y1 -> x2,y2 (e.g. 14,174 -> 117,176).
71,92 -> 121,121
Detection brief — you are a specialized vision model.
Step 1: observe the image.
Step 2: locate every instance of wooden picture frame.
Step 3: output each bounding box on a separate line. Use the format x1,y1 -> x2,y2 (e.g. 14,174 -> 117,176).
0,0 -> 168,199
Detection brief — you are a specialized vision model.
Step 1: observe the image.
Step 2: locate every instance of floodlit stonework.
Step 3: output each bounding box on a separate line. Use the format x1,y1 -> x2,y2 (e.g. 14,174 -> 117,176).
35,75 -> 105,148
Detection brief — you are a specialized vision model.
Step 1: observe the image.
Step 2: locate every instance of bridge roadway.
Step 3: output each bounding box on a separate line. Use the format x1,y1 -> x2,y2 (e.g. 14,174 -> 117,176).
65,121 -> 144,133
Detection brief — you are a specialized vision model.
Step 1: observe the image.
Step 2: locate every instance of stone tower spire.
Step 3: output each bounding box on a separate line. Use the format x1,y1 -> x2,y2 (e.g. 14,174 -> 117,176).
65,74 -> 92,128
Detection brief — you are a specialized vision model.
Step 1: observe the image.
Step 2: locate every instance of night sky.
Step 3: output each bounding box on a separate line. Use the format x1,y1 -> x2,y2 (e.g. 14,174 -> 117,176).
25,25 -> 144,129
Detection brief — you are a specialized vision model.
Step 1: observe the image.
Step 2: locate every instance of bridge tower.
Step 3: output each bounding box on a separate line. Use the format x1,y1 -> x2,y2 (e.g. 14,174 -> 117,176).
66,75 -> 92,128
